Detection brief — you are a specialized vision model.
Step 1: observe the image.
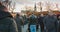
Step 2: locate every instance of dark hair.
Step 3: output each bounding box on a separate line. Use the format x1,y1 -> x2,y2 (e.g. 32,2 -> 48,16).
0,2 -> 2,5
0,4 -> 7,12
16,13 -> 20,17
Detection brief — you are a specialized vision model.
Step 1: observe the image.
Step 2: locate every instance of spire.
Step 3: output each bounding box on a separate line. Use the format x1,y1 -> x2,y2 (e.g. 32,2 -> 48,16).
34,3 -> 36,11
39,2 -> 42,12
56,3 -> 58,9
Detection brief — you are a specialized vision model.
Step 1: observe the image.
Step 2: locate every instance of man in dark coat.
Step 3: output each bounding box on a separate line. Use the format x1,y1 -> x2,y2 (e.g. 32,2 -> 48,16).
43,12 -> 58,32
38,14 -> 44,32
0,3 -> 18,32
15,14 -> 23,32
29,14 -> 37,25
28,14 -> 38,32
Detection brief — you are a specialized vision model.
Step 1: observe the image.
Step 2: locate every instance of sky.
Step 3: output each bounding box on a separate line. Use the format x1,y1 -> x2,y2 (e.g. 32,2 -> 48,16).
15,0 -> 60,5
12,0 -> 60,12
15,0 -> 60,4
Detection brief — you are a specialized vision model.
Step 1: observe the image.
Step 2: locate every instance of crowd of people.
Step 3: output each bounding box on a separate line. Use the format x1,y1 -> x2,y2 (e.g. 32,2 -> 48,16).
0,2 -> 60,32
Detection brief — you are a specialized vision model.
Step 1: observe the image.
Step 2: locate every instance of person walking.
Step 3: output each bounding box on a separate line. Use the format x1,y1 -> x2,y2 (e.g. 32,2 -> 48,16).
28,14 -> 37,32
15,14 -> 23,32
38,14 -> 44,32
43,12 -> 58,32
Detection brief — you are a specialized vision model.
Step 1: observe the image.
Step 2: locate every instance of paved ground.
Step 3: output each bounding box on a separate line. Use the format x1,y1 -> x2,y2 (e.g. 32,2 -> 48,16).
21,24 -> 41,32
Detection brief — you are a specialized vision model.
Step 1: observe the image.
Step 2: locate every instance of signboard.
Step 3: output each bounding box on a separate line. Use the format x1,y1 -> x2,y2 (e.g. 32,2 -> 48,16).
30,25 -> 36,32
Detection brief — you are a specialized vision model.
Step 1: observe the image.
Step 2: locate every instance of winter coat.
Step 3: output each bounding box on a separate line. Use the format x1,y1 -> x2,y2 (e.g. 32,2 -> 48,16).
0,11 -> 18,32
15,16 -> 23,32
43,15 -> 58,32
29,14 -> 37,25
38,16 -> 44,25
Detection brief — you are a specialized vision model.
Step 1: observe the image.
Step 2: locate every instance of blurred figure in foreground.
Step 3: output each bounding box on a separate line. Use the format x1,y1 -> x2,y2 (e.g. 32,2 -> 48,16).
0,2 -> 18,32
43,11 -> 58,32
38,14 -> 44,32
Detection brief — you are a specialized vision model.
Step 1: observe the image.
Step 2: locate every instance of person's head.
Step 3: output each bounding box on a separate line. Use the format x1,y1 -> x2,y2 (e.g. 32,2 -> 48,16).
58,16 -> 60,19
40,14 -> 44,17
57,16 -> 60,20
57,14 -> 60,20
16,13 -> 20,17
0,3 -> 8,12
48,11 -> 54,16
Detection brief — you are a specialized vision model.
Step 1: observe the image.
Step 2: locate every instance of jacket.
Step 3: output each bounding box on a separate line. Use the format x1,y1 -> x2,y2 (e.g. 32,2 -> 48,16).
0,11 -> 18,32
43,15 -> 58,32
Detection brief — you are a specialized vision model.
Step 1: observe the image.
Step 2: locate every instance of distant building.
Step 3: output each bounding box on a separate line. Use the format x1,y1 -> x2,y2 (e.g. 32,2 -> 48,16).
34,3 -> 37,11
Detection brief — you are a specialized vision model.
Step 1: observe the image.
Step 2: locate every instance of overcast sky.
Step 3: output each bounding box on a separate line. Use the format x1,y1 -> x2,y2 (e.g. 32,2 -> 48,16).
15,0 -> 60,4
13,0 -> 60,12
